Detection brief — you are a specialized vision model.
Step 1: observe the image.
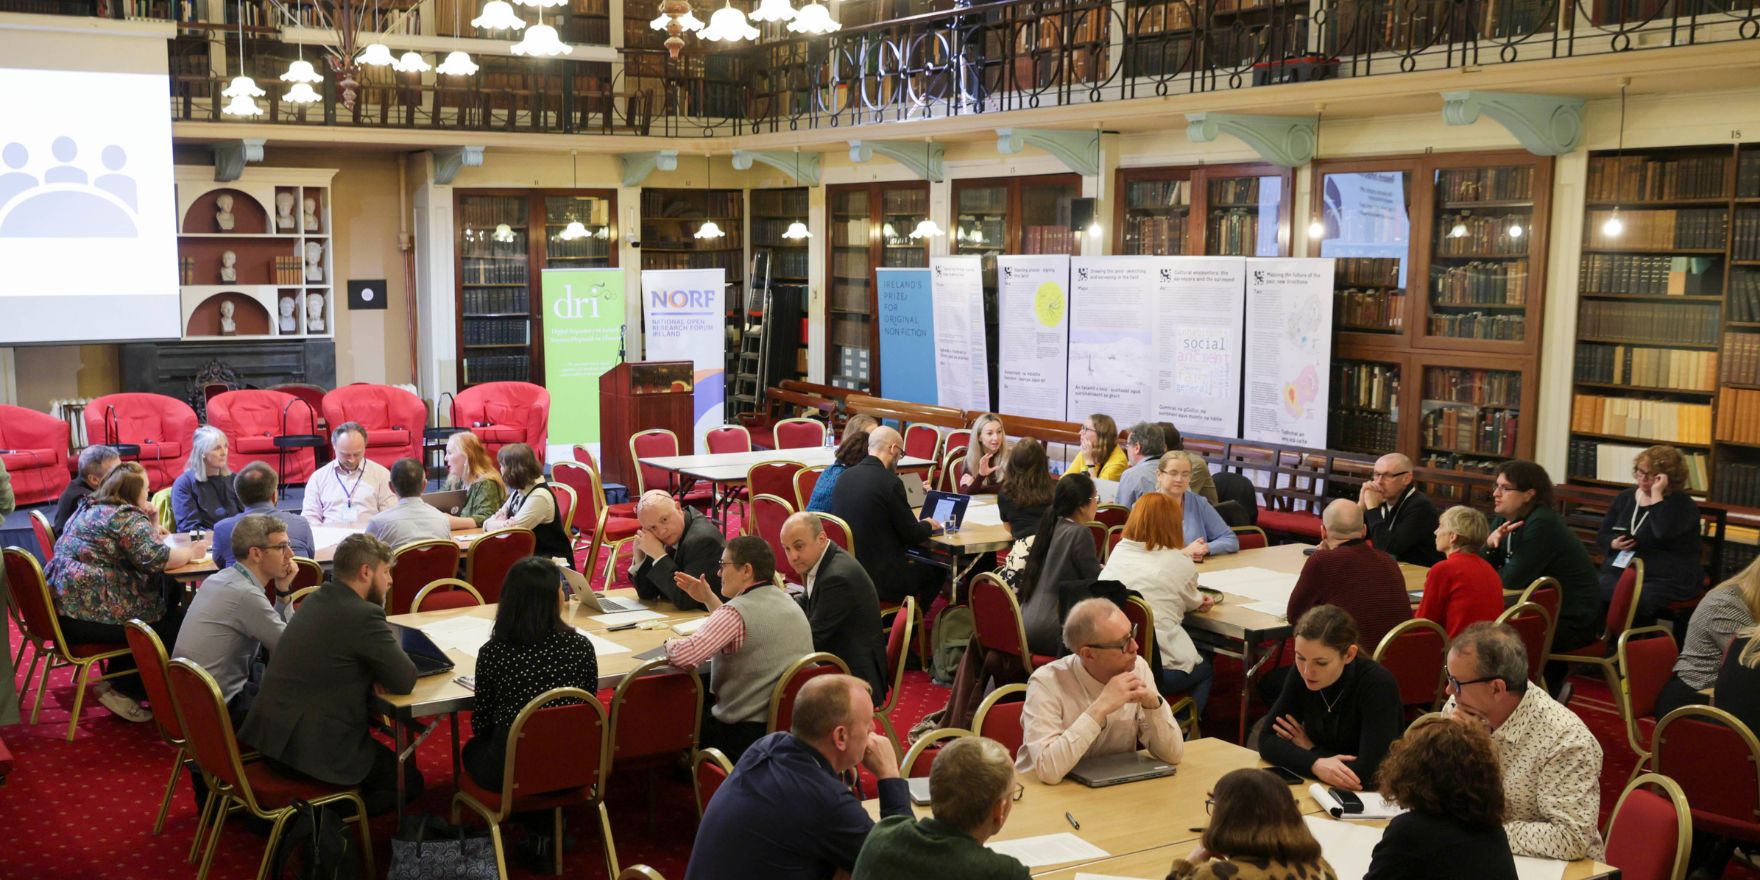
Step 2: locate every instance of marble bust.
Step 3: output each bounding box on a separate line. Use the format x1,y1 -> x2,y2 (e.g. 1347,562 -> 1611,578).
303,240 -> 323,282
275,192 -> 296,230
302,196 -> 319,232
279,296 -> 298,333
306,292 -> 326,333
215,193 -> 236,232
219,249 -> 237,282
219,300 -> 237,336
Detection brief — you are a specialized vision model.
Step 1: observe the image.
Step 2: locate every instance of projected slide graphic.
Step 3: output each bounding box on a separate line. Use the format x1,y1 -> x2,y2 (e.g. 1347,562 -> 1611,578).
0,138 -> 142,238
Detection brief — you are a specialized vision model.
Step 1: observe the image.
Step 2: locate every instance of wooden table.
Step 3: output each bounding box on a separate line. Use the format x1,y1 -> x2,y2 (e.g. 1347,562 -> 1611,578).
164,526 -> 485,579
639,447 -> 935,531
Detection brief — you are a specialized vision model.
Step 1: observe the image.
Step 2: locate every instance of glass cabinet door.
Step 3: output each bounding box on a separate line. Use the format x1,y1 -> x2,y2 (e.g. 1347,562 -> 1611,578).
1020,180 -> 1079,255
1317,169 -> 1413,339
1425,166 -> 1535,344
881,187 -> 929,268
1329,357 -> 1401,456
458,195 -> 531,386
543,194 -> 614,268
1206,173 -> 1284,257
1121,174 -> 1191,255
829,187 -> 874,391
1418,365 -> 1520,473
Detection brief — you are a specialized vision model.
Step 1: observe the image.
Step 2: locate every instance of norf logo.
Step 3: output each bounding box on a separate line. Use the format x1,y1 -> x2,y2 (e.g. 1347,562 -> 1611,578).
647,288 -> 716,309
551,282 -> 614,319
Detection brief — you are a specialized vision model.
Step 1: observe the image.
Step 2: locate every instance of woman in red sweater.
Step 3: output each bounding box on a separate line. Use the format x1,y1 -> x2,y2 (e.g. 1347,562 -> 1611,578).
1417,506 -> 1507,638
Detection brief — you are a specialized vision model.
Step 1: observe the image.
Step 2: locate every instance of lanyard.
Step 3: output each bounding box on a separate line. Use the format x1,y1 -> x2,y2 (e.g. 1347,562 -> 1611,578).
337,465 -> 364,507
1630,496 -> 1652,536
1380,485 -> 1411,532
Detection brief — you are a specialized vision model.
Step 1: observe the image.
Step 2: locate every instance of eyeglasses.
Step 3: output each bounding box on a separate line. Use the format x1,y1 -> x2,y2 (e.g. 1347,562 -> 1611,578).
1205,795 -> 1215,815
1372,470 -> 1410,480
1160,470 -> 1192,480
1632,468 -> 1654,479
1085,624 -> 1138,653
1010,782 -> 1025,802
1491,482 -> 1516,494
261,542 -> 292,553
1079,425 -> 1097,434
1446,672 -> 1499,692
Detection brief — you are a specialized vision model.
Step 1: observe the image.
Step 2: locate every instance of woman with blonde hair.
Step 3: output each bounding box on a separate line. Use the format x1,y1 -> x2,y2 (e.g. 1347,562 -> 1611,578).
1172,767 -> 1336,880
1098,491 -> 1216,711
958,412 -> 1010,494
1596,444 -> 1702,621
441,431 -> 507,528
1068,413 -> 1126,481
171,424 -> 241,530
1660,555 -> 1760,717
1416,506 -> 1506,638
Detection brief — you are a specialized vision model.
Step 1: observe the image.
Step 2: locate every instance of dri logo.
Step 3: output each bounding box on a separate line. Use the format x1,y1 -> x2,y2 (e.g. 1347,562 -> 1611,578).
551,283 -> 613,319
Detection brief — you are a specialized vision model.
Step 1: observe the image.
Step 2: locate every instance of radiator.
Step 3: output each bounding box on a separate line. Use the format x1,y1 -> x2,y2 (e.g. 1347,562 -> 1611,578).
49,397 -> 92,451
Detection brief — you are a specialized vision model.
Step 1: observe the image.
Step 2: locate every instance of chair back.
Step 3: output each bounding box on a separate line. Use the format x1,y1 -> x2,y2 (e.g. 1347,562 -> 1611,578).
1653,705 -> 1760,842
411,578 -> 484,613
29,510 -> 55,561
793,466 -> 824,511
609,660 -> 704,773
766,652 -> 851,733
705,425 -> 751,455
629,428 -> 681,496
389,539 -> 463,615
3,548 -> 67,657
1106,525 -> 1126,558
572,444 -> 598,471
816,512 -> 855,557
1618,626 -> 1680,760
1123,596 -> 1155,663
691,748 -> 734,817
619,867 -> 668,880
902,728 -> 971,778
1232,525 -> 1270,550
748,461 -> 803,506
773,418 -> 826,450
281,555 -> 322,606
973,684 -> 1028,758
1606,558 -> 1646,643
970,572 -> 1035,677
498,688 -> 611,808
551,482 -> 578,546
124,619 -> 184,745
1519,577 -> 1562,629
749,494 -> 798,581
1213,472 -> 1259,525
878,596 -> 916,715
1495,601 -> 1553,686
902,424 -> 941,463
1083,520 -> 1108,561
945,429 -> 972,455
944,453 -> 967,493
551,460 -> 603,537
466,528 -> 536,604
1094,504 -> 1130,530
166,660 -> 251,805
1605,772 -> 1693,880
1372,618 -> 1449,709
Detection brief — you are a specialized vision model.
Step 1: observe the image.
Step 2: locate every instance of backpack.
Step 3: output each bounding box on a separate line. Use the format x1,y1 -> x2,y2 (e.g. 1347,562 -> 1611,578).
270,799 -> 360,880
929,604 -> 974,684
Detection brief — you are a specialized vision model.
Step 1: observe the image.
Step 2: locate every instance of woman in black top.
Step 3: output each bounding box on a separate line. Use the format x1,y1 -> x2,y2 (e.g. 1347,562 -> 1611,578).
484,442 -> 574,566
1365,715 -> 1517,880
1597,445 -> 1703,620
996,439 -> 1055,539
1716,631 -> 1760,738
1017,472 -> 1105,657
462,556 -> 598,791
1260,605 -> 1402,791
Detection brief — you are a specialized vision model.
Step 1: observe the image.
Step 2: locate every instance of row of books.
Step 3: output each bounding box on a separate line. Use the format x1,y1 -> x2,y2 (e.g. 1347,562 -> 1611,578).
1125,179 -> 1193,210
767,249 -> 808,280
1124,217 -> 1190,255
831,220 -> 872,248
1728,270 -> 1760,323
1431,260 -> 1528,305
956,188 -> 1008,214
1586,154 -> 1730,202
1024,226 -> 1080,255
1717,388 -> 1760,445
831,251 -> 871,278
461,319 -> 530,346
1424,367 -> 1520,407
1329,412 -> 1397,455
1428,311 -> 1525,340
1433,213 -> 1531,257
1737,210 -> 1760,261
462,355 -> 531,385
1420,403 -> 1519,457
882,248 -> 929,268
1131,0 -> 1197,32
1713,461 -> 1760,508
1435,166 -> 1534,203
641,190 -> 742,219
881,190 -> 930,215
1585,208 -> 1728,250
1419,452 -> 1500,474
1333,361 -> 1399,414
1207,210 -> 1261,257
1569,439 -> 1709,490
751,218 -> 809,247
830,286 -> 869,313
1209,177 -> 1266,206
1336,290 -> 1406,331
1571,394 -> 1712,444
643,229 -> 743,252
1574,342 -> 1718,391
458,197 -> 524,230
1723,333 -> 1760,387
830,322 -> 871,350
460,260 -> 528,285
462,288 -> 530,315
1578,253 -> 1720,296
178,257 -> 196,286
1743,150 -> 1760,199
751,189 -> 808,217
1335,257 -> 1402,288
1578,300 -> 1721,346
642,251 -> 745,280
545,240 -> 610,263
958,219 -> 1007,249
272,255 -> 304,286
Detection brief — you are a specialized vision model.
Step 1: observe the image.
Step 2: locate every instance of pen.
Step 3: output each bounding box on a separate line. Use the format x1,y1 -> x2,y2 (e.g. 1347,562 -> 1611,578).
607,623 -> 639,632
1065,811 -> 1080,830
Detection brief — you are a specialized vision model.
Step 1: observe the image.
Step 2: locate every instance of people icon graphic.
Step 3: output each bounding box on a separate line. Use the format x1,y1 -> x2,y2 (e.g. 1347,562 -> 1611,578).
0,136 -> 142,239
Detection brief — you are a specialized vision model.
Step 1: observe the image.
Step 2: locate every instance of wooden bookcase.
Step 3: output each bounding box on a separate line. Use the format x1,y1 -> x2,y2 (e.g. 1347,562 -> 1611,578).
1312,150 -> 1552,473
1113,162 -> 1294,257
750,187 -> 811,377
453,188 -> 618,389
1568,143 -> 1760,502
174,166 -> 336,342
825,181 -> 930,392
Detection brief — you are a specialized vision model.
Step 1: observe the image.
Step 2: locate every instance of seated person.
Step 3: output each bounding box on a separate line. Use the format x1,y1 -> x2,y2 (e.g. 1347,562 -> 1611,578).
1717,629 -> 1760,746
1484,460 -> 1600,695
1018,473 -> 1105,658
212,462 -> 314,569
686,674 -> 908,880
996,439 -> 1055,540
1443,622 -> 1604,860
853,736 -> 1030,880
1068,413 -> 1128,482
172,513 -> 295,720
957,413 -> 1010,494
440,431 -> 507,528
1170,768 -> 1335,880
1098,491 -> 1214,712
781,512 -> 887,701
1418,506 -> 1507,639
1153,422 -> 1218,505
1359,453 -> 1443,566
828,426 -> 942,606
666,535 -> 814,762
1017,598 -> 1184,784
1260,605 -> 1402,792
1366,715 -> 1518,880
365,458 -> 453,547
631,490 -> 725,611
240,534 -> 421,816
483,442 -> 573,565
301,421 -> 396,526
807,429 -> 872,514
1659,558 -> 1760,717
1597,445 -> 1703,621
1112,423 -> 1167,510
53,444 -> 119,533
171,425 -> 242,531
1286,500 -> 1413,653
1153,452 -> 1240,559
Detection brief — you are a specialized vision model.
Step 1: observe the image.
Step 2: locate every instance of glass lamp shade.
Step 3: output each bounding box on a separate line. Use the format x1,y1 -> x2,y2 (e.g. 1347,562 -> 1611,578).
1602,212 -> 1624,237
1448,218 -> 1469,239
594,225 -> 610,239
511,0 -> 566,7
559,220 -> 590,240
908,219 -> 943,239
749,0 -> 796,21
222,75 -> 265,98
492,223 -> 517,242
511,22 -> 573,54
1307,217 -> 1326,239
787,0 -> 839,33
701,3 -> 759,40
677,8 -> 705,29
694,220 -> 725,240
1507,222 -> 1524,238
435,51 -> 480,76
280,59 -> 323,83
392,51 -> 432,73
283,81 -> 322,103
473,0 -> 527,29
358,42 -> 396,66
222,93 -> 264,116
782,221 -> 811,240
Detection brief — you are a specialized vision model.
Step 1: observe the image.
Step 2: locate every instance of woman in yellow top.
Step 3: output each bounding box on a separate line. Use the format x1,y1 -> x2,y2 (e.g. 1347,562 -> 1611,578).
1067,413 -> 1127,480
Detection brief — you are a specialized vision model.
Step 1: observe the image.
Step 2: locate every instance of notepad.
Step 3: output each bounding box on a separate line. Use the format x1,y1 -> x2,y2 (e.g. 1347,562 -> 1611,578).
576,630 -> 631,656
1197,567 -> 1299,607
589,609 -> 666,626
986,833 -> 1109,868
1309,784 -> 1406,819
671,618 -> 707,636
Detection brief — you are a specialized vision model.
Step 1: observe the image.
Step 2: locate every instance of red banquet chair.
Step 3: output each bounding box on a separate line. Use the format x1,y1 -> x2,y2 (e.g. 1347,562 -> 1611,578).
749,494 -> 798,582
1604,772 -> 1693,880
1616,626 -> 1680,786
466,528 -> 536,605
973,683 -> 1028,758
553,460 -> 640,585
0,404 -> 71,506
1372,618 -> 1449,713
319,383 -> 425,468
773,417 -> 827,450
691,748 -> 734,818
205,389 -> 319,485
1652,705 -> 1760,860
628,428 -> 712,509
971,572 -> 1055,678
766,653 -> 851,733
607,660 -> 703,776
84,392 -> 199,490
388,539 -> 464,615
453,381 -> 551,465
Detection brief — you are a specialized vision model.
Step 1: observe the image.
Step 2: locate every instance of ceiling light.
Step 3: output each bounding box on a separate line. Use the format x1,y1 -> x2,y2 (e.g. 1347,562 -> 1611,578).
436,50 -> 480,76
782,221 -> 811,240
358,42 -> 396,66
473,0 -> 527,28
701,1 -> 758,40
392,50 -> 431,73
559,220 -> 589,240
222,75 -> 265,98
787,0 -> 838,32
511,21 -> 572,55
281,59 -> 323,83
694,220 -> 725,240
749,0 -> 796,20
909,219 -> 942,239
283,81 -> 322,103
222,92 -> 264,116
1602,211 -> 1623,238
493,223 -> 516,242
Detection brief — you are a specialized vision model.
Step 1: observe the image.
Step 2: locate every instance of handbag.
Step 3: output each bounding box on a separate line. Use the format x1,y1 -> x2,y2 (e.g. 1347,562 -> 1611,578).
388,814 -> 498,880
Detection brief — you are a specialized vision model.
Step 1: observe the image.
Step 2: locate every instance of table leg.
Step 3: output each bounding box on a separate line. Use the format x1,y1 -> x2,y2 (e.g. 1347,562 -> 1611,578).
450,713 -> 462,791
1236,640 -> 1255,744
393,719 -> 409,817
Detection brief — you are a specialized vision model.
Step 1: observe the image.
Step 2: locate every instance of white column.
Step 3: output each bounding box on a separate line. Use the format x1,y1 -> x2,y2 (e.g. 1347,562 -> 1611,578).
0,347 -> 16,406
411,153 -> 458,404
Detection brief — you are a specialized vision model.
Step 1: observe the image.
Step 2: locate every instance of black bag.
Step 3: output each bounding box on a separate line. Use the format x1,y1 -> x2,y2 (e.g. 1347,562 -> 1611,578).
270,800 -> 360,880
388,814 -> 498,880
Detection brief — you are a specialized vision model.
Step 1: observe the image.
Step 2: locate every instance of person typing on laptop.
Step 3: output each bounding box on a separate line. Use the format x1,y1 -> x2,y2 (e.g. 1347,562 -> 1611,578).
1017,598 -> 1184,784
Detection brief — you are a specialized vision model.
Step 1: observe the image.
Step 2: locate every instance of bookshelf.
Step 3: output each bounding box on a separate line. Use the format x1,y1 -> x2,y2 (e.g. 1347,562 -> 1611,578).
1313,150 -> 1553,472
173,167 -> 336,342
1569,143 -> 1760,501
453,189 -> 619,389
1113,162 -> 1294,257
825,181 -> 930,392
750,187 -> 811,377
639,185 -> 746,309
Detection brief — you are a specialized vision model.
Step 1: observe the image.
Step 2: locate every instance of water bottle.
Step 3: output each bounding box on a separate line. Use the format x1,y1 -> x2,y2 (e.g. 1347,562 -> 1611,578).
824,425 -> 835,450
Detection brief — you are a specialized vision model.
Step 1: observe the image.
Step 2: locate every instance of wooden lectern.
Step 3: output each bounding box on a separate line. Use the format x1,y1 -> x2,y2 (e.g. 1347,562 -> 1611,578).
599,360 -> 695,490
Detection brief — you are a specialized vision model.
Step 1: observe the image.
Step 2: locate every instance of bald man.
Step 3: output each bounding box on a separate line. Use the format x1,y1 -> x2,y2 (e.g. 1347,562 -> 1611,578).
631,489 -> 726,611
827,426 -> 943,606
1359,453 -> 1442,566
1285,499 -> 1413,652
781,512 -> 888,700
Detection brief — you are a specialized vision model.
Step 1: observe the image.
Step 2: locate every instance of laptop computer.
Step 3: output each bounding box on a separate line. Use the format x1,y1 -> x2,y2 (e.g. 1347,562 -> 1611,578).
1066,751 -> 1178,788
560,565 -> 647,614
901,472 -> 928,509
1094,479 -> 1120,504
395,625 -> 457,678
906,777 -> 933,806
422,489 -> 468,515
919,490 -> 971,534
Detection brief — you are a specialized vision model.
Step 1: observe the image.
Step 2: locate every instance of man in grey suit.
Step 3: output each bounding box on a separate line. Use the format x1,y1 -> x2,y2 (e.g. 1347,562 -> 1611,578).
780,511 -> 889,703
240,533 -> 419,815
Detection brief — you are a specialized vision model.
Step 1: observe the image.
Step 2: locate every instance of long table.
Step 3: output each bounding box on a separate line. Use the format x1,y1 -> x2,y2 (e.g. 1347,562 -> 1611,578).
164,525 -> 486,579
638,447 -> 936,529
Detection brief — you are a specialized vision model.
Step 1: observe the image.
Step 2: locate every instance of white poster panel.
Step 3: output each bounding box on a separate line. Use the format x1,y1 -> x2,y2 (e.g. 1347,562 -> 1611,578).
1066,256 -> 1156,425
997,254 -> 1071,422
1151,257 -> 1246,437
1243,258 -> 1336,448
640,268 -> 726,452
930,256 -> 990,412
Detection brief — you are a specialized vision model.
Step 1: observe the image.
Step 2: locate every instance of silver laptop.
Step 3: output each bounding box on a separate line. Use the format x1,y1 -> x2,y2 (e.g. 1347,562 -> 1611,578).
1093,479 -> 1120,505
907,777 -> 933,805
901,472 -> 927,508
1066,751 -> 1177,788
560,565 -> 647,613
422,489 -> 468,515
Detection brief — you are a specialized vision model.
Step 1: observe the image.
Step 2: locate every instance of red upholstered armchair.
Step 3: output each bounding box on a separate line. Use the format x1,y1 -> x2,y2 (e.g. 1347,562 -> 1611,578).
319,384 -> 426,468
206,389 -> 318,485
453,382 -> 550,464
83,393 -> 199,490
0,404 -> 71,507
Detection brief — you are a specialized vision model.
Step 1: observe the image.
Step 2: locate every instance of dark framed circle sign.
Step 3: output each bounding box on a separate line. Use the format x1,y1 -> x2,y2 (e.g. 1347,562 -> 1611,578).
347,279 -> 388,310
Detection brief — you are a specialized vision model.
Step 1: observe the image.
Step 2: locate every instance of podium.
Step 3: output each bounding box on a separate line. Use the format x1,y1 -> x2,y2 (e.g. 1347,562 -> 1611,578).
599,360 -> 695,490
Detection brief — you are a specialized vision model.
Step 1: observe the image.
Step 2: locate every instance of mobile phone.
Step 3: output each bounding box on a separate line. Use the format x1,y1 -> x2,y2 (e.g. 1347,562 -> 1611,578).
1328,787 -> 1366,814
1265,765 -> 1306,785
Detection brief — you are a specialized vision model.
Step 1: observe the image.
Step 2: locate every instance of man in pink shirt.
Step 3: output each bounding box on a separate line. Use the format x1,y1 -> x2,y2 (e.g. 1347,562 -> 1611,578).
300,422 -> 396,526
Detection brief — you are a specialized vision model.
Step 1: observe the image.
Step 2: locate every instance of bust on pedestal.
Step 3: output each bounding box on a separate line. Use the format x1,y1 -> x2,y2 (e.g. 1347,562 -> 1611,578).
275,192 -> 296,230
219,301 -> 237,336
302,196 -> 320,232
303,241 -> 324,283
219,250 -> 237,282
215,193 -> 236,232
306,292 -> 326,334
279,296 -> 298,333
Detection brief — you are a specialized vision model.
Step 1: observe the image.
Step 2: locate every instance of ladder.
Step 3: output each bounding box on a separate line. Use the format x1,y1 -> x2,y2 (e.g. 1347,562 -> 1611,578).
729,249 -> 773,414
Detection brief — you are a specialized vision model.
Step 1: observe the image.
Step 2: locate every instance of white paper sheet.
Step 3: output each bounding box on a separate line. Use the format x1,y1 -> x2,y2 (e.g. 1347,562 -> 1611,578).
1309,784 -> 1407,819
589,609 -> 666,626
986,833 -> 1110,868
1196,567 -> 1299,607
1512,856 -> 1569,880
581,631 -> 631,656
962,502 -> 1003,528
1074,874 -> 1154,880
311,525 -> 363,550
672,618 -> 707,636
419,617 -> 493,653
